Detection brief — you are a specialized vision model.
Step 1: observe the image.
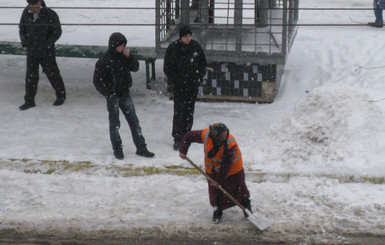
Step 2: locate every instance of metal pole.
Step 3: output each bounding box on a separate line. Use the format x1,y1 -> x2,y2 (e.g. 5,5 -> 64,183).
234,0 -> 243,54
281,0 -> 288,56
255,0 -> 259,26
176,0 -> 180,19
258,0 -> 269,27
155,0 -> 160,55
181,0 -> 189,25
201,0 -> 209,24
166,0 -> 171,30
209,0 -> 215,24
200,0 -> 209,49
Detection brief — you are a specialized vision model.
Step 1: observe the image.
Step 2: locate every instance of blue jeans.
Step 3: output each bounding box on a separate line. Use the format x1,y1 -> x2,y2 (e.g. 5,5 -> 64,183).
374,0 -> 385,23
106,93 -> 146,151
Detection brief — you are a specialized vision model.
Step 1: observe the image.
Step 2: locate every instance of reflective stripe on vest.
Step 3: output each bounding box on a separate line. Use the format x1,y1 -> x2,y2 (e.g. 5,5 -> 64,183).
201,128 -> 243,176
203,129 -> 212,169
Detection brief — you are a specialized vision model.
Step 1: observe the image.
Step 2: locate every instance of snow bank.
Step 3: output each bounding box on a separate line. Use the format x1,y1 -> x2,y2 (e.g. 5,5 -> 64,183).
251,84 -> 385,177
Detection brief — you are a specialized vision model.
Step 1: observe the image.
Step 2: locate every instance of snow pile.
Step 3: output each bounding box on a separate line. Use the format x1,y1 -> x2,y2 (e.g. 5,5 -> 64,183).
253,84 -> 385,176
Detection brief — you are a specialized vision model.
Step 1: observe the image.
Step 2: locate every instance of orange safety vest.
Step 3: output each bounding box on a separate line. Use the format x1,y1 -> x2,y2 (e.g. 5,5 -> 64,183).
201,128 -> 243,177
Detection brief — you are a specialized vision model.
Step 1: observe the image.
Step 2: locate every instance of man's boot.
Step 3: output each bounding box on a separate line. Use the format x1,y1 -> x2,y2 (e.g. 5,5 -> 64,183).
19,101 -> 36,111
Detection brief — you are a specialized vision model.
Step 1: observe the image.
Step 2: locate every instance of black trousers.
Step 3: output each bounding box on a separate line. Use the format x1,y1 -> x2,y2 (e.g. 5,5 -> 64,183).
172,87 -> 199,143
24,55 -> 66,103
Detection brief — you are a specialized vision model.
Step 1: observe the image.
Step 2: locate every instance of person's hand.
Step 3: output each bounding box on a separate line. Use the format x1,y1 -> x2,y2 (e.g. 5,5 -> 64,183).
122,48 -> 130,57
179,153 -> 186,159
209,181 -> 220,188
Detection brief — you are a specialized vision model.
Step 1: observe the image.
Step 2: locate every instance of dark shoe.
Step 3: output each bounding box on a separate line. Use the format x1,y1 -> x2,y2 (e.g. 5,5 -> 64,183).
242,199 -> 253,218
53,97 -> 65,106
136,148 -> 155,158
212,208 -> 223,224
173,141 -> 181,151
19,102 -> 36,111
368,22 -> 383,28
114,149 -> 124,160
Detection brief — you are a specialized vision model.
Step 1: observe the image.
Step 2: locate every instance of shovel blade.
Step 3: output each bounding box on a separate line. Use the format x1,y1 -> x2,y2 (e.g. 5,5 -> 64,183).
245,209 -> 270,230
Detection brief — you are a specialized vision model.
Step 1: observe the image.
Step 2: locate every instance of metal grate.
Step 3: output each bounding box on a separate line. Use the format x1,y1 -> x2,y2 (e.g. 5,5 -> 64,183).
156,0 -> 299,62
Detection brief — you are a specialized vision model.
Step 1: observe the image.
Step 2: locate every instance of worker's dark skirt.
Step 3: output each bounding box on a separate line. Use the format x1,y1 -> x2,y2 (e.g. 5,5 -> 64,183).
208,169 -> 250,210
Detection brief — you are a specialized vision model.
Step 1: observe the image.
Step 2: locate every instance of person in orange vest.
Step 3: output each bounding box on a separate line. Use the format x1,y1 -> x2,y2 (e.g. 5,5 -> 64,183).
179,123 -> 252,223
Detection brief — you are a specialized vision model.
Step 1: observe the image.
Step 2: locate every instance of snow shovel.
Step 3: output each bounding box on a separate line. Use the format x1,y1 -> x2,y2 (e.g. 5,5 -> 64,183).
185,157 -> 270,230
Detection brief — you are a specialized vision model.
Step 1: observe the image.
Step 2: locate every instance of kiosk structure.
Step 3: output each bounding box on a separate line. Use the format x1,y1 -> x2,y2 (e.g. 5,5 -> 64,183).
155,0 -> 299,102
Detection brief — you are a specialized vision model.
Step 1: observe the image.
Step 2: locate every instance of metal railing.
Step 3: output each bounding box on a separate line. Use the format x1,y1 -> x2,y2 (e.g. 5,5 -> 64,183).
155,0 -> 299,64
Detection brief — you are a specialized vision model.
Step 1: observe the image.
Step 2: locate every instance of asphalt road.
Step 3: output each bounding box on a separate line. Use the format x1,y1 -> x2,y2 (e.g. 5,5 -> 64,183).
1,228 -> 385,245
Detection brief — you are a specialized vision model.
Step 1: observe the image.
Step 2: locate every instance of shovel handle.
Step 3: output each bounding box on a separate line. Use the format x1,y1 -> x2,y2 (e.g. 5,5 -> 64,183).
185,156 -> 246,211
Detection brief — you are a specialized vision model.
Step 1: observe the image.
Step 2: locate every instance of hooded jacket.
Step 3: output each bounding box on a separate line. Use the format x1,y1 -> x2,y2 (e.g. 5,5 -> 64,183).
93,32 -> 139,97
19,0 -> 62,58
163,39 -> 207,89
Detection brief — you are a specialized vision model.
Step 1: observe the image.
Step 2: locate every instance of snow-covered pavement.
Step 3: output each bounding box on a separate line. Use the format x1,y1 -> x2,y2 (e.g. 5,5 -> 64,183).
0,0 -> 385,244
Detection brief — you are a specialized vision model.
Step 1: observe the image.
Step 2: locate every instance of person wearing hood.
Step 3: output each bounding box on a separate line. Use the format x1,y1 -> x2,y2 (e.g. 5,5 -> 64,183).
93,32 -> 154,159
18,0 -> 66,110
163,25 -> 207,150
179,123 -> 252,224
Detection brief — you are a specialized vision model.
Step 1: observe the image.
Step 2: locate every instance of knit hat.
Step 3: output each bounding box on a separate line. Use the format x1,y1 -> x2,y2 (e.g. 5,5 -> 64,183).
179,25 -> 192,38
108,32 -> 127,49
27,0 -> 40,4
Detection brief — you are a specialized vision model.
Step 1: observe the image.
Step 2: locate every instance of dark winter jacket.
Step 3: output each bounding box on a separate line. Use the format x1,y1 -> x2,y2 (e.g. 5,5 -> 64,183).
163,39 -> 207,89
19,1 -> 62,58
93,32 -> 139,97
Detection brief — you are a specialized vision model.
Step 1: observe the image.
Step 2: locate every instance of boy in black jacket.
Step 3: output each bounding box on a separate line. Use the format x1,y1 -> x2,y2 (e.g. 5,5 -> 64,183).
163,25 -> 207,150
93,32 -> 154,159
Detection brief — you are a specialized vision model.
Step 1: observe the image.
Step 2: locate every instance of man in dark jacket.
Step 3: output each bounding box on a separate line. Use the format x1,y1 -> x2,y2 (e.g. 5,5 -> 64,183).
163,25 -> 207,150
19,0 -> 66,110
93,32 -> 154,160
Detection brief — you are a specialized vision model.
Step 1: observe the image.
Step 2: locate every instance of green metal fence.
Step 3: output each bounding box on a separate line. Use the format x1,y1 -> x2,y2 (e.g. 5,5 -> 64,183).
0,41 -> 156,88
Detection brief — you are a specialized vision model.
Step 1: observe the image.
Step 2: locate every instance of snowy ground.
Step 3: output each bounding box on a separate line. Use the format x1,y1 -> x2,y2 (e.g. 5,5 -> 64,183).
1,0 -> 385,244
